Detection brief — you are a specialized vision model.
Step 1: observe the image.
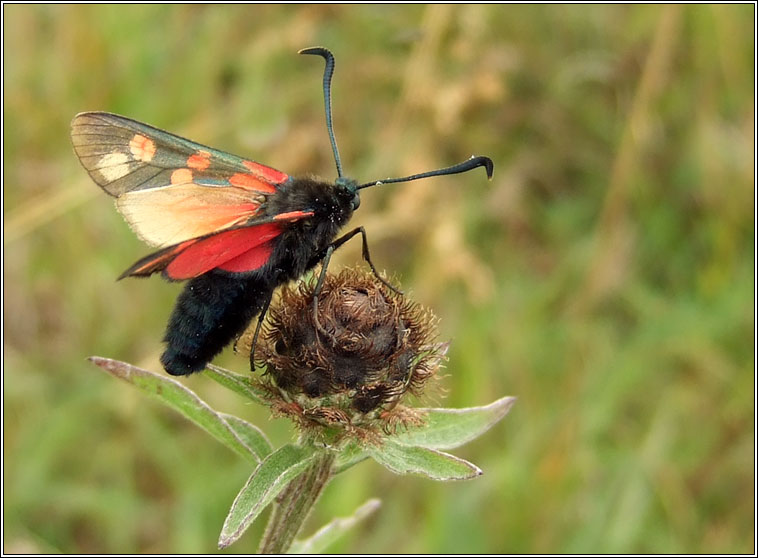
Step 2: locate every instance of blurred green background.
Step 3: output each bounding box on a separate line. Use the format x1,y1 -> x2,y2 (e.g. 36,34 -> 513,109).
3,4 -> 754,554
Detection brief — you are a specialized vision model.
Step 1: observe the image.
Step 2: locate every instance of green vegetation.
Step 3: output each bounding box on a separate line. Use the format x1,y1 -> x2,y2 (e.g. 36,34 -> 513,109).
3,4 -> 753,553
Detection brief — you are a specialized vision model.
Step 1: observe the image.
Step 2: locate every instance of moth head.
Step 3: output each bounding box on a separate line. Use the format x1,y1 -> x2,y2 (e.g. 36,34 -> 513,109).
336,176 -> 360,211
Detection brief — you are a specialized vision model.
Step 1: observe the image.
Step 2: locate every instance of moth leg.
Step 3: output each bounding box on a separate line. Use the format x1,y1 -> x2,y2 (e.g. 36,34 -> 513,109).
311,227 -> 401,345
328,226 -> 402,295
311,243 -> 336,344
249,290 -> 273,371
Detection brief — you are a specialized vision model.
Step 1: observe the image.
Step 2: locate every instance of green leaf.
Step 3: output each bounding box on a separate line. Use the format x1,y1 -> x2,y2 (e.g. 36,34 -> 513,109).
288,498 -> 382,554
89,356 -> 266,463
218,444 -> 319,549
332,441 -> 369,475
333,397 -> 516,475
366,440 -> 482,481
204,363 -> 269,404
219,413 -> 273,460
393,396 -> 517,450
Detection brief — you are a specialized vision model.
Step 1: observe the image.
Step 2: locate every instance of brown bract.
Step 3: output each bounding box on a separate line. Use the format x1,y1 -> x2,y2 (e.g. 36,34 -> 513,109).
255,269 -> 446,438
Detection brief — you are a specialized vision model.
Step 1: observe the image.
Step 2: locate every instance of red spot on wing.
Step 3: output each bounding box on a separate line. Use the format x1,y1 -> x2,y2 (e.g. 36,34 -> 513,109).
171,168 -> 193,185
273,210 -> 315,221
187,150 -> 212,170
243,160 -> 289,185
129,134 -> 156,162
165,224 -> 282,280
229,172 -> 277,193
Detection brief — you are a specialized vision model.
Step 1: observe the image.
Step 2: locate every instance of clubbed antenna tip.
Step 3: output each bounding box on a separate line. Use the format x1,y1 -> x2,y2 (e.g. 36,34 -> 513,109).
300,46 -> 343,179
358,155 -> 494,190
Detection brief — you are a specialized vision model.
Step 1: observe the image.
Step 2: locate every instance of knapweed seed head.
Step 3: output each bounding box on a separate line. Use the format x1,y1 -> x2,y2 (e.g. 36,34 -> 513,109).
255,269 -> 445,441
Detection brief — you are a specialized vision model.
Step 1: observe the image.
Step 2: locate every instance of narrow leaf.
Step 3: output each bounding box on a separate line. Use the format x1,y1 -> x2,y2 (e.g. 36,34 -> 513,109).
366,440 -> 482,481
288,498 -> 382,554
218,444 -> 319,549
219,413 -> 273,460
89,356 -> 264,463
204,363 -> 269,404
393,396 -> 517,450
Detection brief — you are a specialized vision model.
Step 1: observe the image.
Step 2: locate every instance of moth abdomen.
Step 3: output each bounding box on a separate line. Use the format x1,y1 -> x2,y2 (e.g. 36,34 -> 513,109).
160,271 -> 272,376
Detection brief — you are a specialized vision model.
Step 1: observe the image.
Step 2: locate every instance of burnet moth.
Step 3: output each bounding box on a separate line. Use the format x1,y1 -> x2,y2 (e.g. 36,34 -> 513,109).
72,47 -> 494,376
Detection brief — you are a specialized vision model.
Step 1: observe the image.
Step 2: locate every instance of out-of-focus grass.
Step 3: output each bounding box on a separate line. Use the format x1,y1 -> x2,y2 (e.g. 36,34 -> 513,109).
3,4 -> 754,554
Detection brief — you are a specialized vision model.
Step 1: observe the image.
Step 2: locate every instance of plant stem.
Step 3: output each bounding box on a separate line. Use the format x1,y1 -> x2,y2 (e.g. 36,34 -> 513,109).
258,450 -> 336,554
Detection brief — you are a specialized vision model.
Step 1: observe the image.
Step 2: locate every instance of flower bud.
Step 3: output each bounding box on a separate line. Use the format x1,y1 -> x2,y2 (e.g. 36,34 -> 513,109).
255,269 -> 445,438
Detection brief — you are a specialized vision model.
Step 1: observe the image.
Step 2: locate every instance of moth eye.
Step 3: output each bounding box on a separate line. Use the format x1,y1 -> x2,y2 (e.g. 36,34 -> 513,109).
352,193 -> 360,210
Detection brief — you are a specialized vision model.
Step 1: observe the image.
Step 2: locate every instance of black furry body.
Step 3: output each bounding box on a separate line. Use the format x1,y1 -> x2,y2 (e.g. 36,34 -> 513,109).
160,176 -> 358,376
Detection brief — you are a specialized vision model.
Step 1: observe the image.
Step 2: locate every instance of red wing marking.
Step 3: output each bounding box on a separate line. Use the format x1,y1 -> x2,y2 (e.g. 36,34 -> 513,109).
217,243 -> 274,273
273,210 -> 315,221
120,239 -> 196,278
165,223 -> 282,279
229,172 -> 277,193
187,150 -> 212,170
243,160 -> 288,185
129,134 -> 156,162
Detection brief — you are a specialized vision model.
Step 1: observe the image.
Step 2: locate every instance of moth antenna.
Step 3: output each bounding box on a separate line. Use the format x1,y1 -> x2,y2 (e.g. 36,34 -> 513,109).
299,46 -> 344,178
357,155 -> 494,190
